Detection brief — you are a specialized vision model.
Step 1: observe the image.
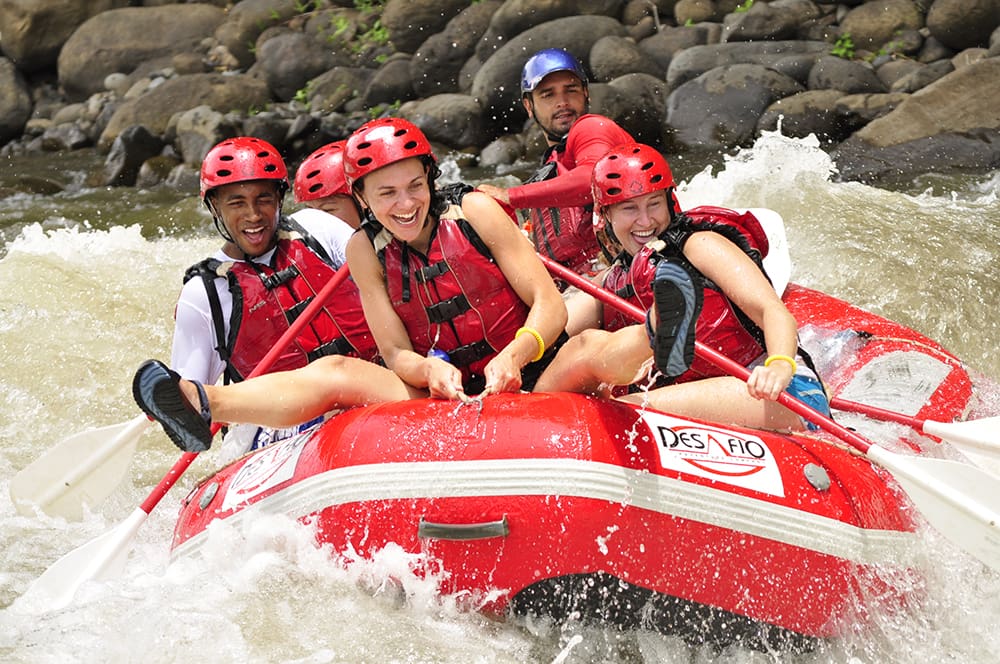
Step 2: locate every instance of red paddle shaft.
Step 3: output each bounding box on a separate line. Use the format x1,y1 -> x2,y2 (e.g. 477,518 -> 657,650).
538,254 -> 876,453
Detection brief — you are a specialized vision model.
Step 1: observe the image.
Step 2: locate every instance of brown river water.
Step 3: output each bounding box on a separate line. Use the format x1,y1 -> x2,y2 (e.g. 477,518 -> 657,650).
1,133 -> 999,662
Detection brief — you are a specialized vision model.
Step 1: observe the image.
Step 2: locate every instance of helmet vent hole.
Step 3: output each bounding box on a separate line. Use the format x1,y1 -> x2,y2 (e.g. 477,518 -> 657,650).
216,169 -> 232,178
607,187 -> 622,196
607,173 -> 621,180
219,155 -> 234,162
358,156 -> 372,167
650,174 -> 662,184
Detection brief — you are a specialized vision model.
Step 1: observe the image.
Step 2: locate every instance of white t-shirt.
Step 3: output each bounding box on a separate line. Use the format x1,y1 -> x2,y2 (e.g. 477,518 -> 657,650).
170,210 -> 355,384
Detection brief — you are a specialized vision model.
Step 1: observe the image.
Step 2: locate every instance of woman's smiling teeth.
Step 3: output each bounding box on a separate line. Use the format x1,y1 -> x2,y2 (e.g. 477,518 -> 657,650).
632,227 -> 656,242
393,210 -> 419,226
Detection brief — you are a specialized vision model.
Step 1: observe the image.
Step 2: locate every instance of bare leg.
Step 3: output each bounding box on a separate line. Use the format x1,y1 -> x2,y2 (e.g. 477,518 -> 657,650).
619,376 -> 803,431
181,356 -> 426,428
535,326 -> 653,394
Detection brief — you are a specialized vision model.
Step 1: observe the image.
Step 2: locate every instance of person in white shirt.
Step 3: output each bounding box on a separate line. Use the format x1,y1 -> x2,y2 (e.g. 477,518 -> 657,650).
167,136 -> 377,457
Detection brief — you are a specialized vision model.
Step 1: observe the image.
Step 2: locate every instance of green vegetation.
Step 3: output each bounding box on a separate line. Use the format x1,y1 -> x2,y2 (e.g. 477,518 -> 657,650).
733,0 -> 754,13
292,83 -> 312,109
831,33 -> 855,59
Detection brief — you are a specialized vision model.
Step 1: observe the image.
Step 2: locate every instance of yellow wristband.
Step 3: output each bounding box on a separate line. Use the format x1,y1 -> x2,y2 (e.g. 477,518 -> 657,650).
515,326 -> 546,363
764,354 -> 798,373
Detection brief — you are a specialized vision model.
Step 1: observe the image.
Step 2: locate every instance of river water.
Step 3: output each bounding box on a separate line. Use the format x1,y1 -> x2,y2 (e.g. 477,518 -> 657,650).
0,132 -> 998,662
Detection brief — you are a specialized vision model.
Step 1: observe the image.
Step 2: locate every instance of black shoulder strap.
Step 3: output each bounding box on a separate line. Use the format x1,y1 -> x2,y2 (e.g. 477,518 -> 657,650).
184,258 -> 237,383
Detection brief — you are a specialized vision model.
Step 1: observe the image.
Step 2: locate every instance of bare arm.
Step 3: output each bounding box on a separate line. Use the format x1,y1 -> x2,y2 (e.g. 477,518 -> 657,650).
460,191 -> 568,393
345,232 -> 461,398
685,232 -> 798,400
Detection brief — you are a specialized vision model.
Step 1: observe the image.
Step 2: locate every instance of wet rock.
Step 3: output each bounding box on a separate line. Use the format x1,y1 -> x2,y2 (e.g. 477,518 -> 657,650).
401,93 -> 486,150
98,73 -> 270,151
0,58 -> 32,145
471,15 -> 628,132
808,55 -> 886,94
665,63 -> 804,151
410,1 -> 501,97
0,0 -> 128,73
927,0 -> 1000,51
838,0 -> 924,53
380,0 -> 469,54
757,88 -> 852,142
57,4 -> 225,101
590,36 -> 664,82
103,125 -> 165,186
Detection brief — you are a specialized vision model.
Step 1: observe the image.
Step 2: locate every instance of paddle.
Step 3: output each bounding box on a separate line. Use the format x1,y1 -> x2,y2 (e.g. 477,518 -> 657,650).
22,265 -> 353,612
539,253 -> 1000,572
10,415 -> 152,520
830,396 -> 1000,462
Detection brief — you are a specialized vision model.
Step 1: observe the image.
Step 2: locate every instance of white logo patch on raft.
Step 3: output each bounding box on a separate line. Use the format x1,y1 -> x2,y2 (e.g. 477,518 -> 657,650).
640,411 -> 785,497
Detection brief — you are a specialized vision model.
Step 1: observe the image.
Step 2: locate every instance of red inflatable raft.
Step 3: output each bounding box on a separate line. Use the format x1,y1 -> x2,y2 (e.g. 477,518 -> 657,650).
169,284 -> 975,650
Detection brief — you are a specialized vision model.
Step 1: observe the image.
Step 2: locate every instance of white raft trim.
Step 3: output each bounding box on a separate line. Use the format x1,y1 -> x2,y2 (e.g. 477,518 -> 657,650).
172,457 -> 920,567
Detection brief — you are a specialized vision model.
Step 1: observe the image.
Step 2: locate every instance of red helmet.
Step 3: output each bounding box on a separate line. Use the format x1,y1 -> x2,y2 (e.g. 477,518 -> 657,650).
591,143 -> 675,209
200,137 -> 288,200
343,118 -> 434,189
294,141 -> 350,203
592,143 -> 676,260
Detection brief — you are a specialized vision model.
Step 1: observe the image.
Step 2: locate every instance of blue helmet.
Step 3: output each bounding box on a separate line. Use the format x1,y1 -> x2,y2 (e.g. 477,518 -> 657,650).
520,48 -> 588,96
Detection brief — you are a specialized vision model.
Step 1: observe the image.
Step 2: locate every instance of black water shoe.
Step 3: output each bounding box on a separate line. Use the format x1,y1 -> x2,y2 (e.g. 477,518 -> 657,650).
132,359 -> 213,453
648,258 -> 702,378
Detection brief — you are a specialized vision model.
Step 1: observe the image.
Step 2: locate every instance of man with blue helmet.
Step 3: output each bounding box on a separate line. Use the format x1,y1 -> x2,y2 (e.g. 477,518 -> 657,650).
479,48 -> 634,276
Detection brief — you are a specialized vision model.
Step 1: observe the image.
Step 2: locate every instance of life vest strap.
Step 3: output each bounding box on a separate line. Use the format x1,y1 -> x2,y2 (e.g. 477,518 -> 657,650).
261,265 -> 300,290
307,337 -> 355,362
426,294 -> 470,324
448,339 -> 493,368
415,261 -> 450,283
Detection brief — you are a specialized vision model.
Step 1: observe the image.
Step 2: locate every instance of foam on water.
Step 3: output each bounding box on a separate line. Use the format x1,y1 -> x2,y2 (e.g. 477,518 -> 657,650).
2,134 -> 999,662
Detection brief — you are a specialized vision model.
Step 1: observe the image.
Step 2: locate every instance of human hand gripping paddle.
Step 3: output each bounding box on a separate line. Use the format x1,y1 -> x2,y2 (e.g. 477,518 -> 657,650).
538,253 -> 1000,572
20,266 -> 353,612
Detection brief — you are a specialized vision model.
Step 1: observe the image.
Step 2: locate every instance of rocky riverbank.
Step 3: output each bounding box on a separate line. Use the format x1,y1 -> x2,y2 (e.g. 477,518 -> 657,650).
1,0 -> 998,195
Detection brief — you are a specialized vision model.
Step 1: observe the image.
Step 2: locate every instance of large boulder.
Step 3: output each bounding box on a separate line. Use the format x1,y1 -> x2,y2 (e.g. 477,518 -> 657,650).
57,4 -> 225,101
665,63 -> 804,151
926,0 -> 1000,51
0,58 -> 32,144
838,0 -> 924,53
380,0 -> 469,53
98,73 -> 271,150
400,93 -> 487,150
722,0 -> 822,43
665,40 -> 831,90
410,1 -> 500,97
252,31 -> 344,102
0,0 -> 128,72
833,58 -> 1000,182
475,0 -> 624,61
471,15 -> 628,134
214,0 -> 300,70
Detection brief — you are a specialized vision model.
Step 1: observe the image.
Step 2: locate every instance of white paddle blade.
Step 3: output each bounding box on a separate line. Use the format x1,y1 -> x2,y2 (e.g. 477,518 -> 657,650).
17,508 -> 147,613
9,416 -> 150,520
923,417 -> 1000,459
867,446 -> 1000,571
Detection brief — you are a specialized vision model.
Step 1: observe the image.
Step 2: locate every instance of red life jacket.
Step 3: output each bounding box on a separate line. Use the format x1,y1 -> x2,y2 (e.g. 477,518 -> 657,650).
186,219 -> 377,382
379,206 -> 529,383
601,261 -> 642,332
522,115 -> 632,274
628,206 -> 770,383
523,158 -> 599,274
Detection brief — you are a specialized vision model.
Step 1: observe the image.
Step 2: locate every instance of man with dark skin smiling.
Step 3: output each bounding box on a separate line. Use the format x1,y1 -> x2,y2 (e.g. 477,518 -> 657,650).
479,48 -> 634,276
